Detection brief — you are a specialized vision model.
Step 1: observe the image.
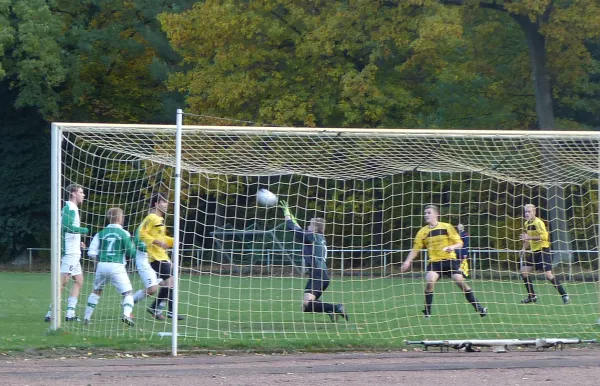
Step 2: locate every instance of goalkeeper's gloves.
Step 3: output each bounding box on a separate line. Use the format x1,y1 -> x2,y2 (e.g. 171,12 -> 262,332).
279,200 -> 298,224
280,200 -> 291,217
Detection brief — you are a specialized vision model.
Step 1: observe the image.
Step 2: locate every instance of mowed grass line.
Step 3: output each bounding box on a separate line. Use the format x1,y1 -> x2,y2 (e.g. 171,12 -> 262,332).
1,272 -> 599,353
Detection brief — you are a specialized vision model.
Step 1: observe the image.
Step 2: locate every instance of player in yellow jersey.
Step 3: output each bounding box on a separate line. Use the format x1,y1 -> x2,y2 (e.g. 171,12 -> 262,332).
401,205 -> 487,318
138,194 -> 183,320
519,204 -> 569,304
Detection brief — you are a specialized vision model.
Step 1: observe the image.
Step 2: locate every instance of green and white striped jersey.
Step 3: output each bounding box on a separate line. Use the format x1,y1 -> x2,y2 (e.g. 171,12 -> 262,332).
88,224 -> 136,264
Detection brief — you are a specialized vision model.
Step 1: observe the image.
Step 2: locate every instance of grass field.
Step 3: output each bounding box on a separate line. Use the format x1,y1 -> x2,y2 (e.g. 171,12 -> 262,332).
2,271 -> 599,354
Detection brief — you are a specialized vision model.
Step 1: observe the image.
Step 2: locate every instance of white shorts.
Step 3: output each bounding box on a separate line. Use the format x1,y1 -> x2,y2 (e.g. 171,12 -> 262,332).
61,254 -> 82,276
93,262 -> 133,294
135,250 -> 160,289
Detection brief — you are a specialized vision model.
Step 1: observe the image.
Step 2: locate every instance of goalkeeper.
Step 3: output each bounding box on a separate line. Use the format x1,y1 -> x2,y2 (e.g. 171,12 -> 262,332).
280,201 -> 348,322
400,205 -> 487,318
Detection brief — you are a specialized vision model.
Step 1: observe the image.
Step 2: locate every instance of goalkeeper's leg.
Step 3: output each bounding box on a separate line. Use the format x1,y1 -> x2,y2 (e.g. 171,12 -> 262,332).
302,278 -> 338,321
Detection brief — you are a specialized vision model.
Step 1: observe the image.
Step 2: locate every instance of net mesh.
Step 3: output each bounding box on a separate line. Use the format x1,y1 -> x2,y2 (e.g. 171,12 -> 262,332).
55,122 -> 600,342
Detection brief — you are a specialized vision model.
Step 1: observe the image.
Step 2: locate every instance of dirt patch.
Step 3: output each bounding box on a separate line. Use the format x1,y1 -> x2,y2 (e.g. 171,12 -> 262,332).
2,346 -> 600,386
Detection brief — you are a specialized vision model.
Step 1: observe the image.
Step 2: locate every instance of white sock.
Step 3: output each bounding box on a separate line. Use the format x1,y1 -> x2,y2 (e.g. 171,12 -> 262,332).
133,289 -> 146,304
123,295 -> 134,317
156,300 -> 166,315
84,293 -> 100,320
66,296 -> 78,318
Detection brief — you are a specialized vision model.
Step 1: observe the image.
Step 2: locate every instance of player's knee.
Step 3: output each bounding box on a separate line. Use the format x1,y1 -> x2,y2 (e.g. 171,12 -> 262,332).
147,286 -> 158,295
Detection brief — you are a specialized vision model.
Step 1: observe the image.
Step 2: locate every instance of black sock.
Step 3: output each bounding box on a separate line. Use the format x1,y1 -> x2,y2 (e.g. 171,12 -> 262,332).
304,301 -> 335,313
464,289 -> 480,310
522,275 -> 536,297
549,277 -> 567,296
424,291 -> 433,315
151,287 -> 170,310
167,288 -> 174,312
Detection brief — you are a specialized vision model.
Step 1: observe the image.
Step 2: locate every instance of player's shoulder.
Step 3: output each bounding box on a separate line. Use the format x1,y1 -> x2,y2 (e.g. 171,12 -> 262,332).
416,225 -> 430,235
141,213 -> 159,224
62,201 -> 75,211
142,212 -> 157,220
437,222 -> 454,230
113,226 -> 131,237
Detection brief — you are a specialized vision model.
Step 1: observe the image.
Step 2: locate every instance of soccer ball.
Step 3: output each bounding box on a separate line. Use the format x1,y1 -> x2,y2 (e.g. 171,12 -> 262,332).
257,189 -> 278,207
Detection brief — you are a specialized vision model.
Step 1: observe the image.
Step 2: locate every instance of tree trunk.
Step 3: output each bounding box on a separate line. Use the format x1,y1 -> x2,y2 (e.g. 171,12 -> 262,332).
513,15 -> 554,130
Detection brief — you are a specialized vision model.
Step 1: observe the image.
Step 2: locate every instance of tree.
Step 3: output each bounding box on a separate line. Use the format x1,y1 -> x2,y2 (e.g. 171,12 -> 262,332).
0,0 -> 192,260
435,0 -> 600,130
160,1 -> 433,127
0,81 -> 50,260
433,0 -> 600,261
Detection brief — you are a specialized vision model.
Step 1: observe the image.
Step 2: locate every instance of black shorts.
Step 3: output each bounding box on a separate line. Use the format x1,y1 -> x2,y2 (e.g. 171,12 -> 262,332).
150,260 -> 173,281
305,268 -> 330,300
429,260 -> 463,278
523,248 -> 553,272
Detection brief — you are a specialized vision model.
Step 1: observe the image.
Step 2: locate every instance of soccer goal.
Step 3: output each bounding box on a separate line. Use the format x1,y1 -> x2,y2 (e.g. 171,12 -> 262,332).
50,111 -> 600,354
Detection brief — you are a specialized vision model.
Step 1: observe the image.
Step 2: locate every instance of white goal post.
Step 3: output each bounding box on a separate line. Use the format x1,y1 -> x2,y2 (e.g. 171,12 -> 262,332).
50,112 -> 600,355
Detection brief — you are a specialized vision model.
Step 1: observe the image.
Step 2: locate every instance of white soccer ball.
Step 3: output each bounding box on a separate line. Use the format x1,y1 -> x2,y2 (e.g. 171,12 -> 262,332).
257,189 -> 278,207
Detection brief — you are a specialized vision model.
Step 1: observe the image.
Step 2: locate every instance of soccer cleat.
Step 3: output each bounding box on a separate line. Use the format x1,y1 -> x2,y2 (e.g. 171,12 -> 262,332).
562,295 -> 570,304
334,304 -> 349,322
122,315 -> 135,326
166,311 -> 185,320
44,316 -> 51,322
147,307 -> 166,320
65,316 -> 81,322
520,296 -> 537,304
479,307 -> 488,317
421,309 -> 431,318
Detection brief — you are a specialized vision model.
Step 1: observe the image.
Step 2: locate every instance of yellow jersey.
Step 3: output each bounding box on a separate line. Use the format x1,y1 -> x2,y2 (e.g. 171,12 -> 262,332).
524,217 -> 550,251
412,222 -> 462,262
139,213 -> 174,262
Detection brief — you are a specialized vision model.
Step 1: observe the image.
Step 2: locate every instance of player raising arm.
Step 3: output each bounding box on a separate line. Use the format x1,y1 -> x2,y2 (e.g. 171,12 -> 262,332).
401,205 -> 487,318
83,208 -> 137,326
280,201 -> 348,322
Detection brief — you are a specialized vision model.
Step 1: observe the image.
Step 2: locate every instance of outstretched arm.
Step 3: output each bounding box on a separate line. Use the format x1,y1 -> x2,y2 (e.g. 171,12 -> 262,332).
280,200 -> 312,242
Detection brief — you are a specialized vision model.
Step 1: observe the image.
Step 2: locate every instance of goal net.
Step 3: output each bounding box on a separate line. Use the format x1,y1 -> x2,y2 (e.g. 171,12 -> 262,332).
50,119 -> 600,348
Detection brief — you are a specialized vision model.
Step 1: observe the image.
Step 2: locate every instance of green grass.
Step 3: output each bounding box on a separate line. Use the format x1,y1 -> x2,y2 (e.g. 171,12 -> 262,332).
2,272 -> 599,354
